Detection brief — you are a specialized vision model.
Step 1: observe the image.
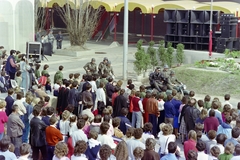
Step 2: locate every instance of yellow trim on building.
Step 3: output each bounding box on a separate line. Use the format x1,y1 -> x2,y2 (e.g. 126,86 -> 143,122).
196,6 -> 231,13
115,2 -> 148,13
153,4 -> 185,14
47,0 -> 75,8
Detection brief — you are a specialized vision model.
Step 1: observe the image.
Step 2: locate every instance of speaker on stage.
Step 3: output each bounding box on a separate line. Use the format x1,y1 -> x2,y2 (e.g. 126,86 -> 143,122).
190,24 -> 202,36
178,23 -> 189,36
166,23 -> 178,35
190,10 -> 204,24
204,11 -> 220,24
176,10 -> 189,23
164,10 -> 177,22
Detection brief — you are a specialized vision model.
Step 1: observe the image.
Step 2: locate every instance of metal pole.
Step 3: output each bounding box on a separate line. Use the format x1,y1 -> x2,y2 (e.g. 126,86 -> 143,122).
123,0 -> 128,80
151,6 -> 154,41
114,11 -> 117,41
209,0 -> 213,58
236,8 -> 239,38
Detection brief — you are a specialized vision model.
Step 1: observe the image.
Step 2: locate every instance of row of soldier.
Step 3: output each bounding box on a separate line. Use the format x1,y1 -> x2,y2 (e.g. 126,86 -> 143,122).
83,57 -> 115,78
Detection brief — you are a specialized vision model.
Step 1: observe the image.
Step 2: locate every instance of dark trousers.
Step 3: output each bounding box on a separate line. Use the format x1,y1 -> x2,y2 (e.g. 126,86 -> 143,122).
57,41 -> 62,49
97,101 -> 105,115
149,114 -> 157,136
32,145 -> 47,160
47,145 -> 55,160
8,72 -> 15,88
10,136 -> 22,156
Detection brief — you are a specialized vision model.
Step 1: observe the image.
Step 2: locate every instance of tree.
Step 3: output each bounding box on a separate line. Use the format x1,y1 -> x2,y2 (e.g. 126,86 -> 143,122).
158,40 -> 167,66
34,0 -> 46,32
56,0 -> 101,47
134,40 -> 145,75
176,43 -> 185,65
147,41 -> 158,70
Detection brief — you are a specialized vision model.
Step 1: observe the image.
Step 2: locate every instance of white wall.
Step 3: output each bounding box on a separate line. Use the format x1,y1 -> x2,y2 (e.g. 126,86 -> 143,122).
0,0 -> 34,52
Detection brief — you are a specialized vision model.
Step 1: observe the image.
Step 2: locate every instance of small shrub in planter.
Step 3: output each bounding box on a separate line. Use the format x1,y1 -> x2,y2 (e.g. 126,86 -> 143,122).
158,40 -> 167,66
147,41 -> 158,70
176,43 -> 185,65
166,42 -> 174,67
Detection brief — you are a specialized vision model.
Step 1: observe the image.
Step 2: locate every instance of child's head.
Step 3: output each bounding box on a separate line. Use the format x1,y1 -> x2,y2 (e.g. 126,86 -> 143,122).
74,73 -> 80,79
102,108 -> 110,116
41,107 -> 47,117
126,127 -> 134,138
162,124 -> 173,136
197,100 -> 204,107
77,119 -> 86,130
133,128 -> 143,140
69,73 -> 73,79
9,143 -> 15,153
199,108 -> 208,120
74,140 -> 87,156
159,123 -> 166,132
204,95 -> 211,102
196,140 -> 206,152
49,115 -> 58,125
106,106 -> 113,115
143,122 -> 153,133
47,107 -> 55,116
0,100 -> 6,109
61,110 -> 70,121
20,143 -> 31,156
196,131 -> 202,140
35,63 -> 41,70
216,133 -> 227,145
121,107 -> 129,116
139,85 -> 145,92
70,115 -> 77,123
225,116 -> 232,124
224,142 -> 235,155
100,122 -> 110,135
187,150 -> 198,160
93,115 -> 102,123
133,147 -> 144,160
103,115 -> 111,123
112,117 -> 121,128
189,91 -> 195,97
54,142 -> 68,158
43,64 -> 49,70
195,123 -> 204,132
89,130 -> 98,140
44,96 -> 50,103
210,146 -> 220,158
16,71 -> 21,77
99,144 -> 112,160
7,88 -> 14,96
224,94 -> 231,101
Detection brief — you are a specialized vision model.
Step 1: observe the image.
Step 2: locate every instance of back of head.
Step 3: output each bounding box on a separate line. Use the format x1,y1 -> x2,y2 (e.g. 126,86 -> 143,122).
216,133 -> 227,145
145,138 -> 156,150
134,128 -> 143,139
208,130 -> 217,140
20,143 -> 31,156
224,94 -> 230,101
210,146 -> 220,158
232,127 -> 240,138
188,150 -> 198,160
32,105 -> 42,116
143,122 -> 153,133
224,142 -> 235,154
77,119 -> 86,130
133,147 -> 144,160
188,130 -> 197,141
99,144 -> 112,160
74,140 -> 87,156
196,140 -> 206,152
0,135 -> 11,152
168,142 -> 177,154
100,122 -> 110,134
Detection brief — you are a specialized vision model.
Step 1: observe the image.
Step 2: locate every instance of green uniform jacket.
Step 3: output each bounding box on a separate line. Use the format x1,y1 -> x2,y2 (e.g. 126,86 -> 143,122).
54,71 -> 63,83
83,62 -> 97,74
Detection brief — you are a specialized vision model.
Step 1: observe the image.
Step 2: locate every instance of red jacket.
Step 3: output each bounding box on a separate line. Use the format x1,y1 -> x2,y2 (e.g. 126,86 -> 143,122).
184,139 -> 197,160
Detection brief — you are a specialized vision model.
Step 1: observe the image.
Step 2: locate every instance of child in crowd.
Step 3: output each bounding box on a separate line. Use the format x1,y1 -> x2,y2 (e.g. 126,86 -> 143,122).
69,73 -> 74,81
142,122 -> 154,144
197,100 -> 204,112
97,122 -> 116,149
219,142 -> 235,160
43,96 -> 51,107
34,63 -> 41,79
123,127 -> 135,141
45,80 -> 52,94
18,143 -> 31,160
103,115 -> 114,136
205,130 -> 217,154
0,100 -> 8,140
133,147 -> 144,160
112,117 -> 124,138
90,115 -> 102,134
15,71 -> 22,88
203,95 -> 211,110
81,114 -> 91,136
209,146 -> 221,160
85,130 -> 101,159
59,110 -> 70,142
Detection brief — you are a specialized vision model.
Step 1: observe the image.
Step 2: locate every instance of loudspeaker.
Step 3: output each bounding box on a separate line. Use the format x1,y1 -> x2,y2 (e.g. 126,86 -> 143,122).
190,10 -> 204,24
178,23 -> 189,35
190,24 -> 202,36
217,38 -> 233,50
176,10 -> 189,23
202,24 -> 216,37
220,14 -> 235,21
220,18 -> 238,25
164,10 -> 177,22
221,25 -> 237,38
166,23 -> 178,35
204,11 -> 220,24
26,42 -> 41,62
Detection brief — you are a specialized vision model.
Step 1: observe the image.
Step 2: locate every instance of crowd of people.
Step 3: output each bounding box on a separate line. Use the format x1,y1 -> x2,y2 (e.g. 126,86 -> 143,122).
0,47 -> 240,160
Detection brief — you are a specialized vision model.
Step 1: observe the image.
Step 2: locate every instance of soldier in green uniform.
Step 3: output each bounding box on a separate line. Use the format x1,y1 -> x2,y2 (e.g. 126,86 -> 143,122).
83,58 -> 97,75
98,57 -> 108,76
167,71 -> 182,91
102,61 -> 114,78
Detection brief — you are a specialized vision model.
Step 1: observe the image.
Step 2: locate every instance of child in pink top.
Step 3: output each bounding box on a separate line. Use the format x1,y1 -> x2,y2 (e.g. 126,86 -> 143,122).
0,100 -> 8,140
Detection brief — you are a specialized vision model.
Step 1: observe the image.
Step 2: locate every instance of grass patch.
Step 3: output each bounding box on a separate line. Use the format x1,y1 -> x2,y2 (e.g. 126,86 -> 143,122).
173,65 -> 240,98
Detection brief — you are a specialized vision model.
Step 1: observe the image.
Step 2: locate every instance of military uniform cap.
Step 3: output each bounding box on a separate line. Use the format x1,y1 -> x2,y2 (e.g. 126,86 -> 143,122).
91,58 -> 96,61
164,64 -> 169,69
104,57 -> 108,61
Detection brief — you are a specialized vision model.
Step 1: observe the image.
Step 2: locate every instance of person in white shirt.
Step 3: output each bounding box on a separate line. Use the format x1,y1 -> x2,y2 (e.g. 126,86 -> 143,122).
59,110 -> 70,142
196,140 -> 209,160
13,92 -> 26,116
96,82 -> 106,111
127,128 -> 145,160
141,122 -> 155,144
68,115 -> 78,137
158,124 -> 176,156
209,146 -> 221,160
17,143 -> 31,160
71,119 -> 88,147
222,94 -> 233,109
97,122 -> 116,149
71,140 -> 88,160
210,133 -> 227,155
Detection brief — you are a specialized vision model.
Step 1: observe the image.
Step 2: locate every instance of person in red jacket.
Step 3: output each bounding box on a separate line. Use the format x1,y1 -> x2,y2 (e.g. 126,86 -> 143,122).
45,115 -> 63,160
204,109 -> 219,133
184,130 -> 198,160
